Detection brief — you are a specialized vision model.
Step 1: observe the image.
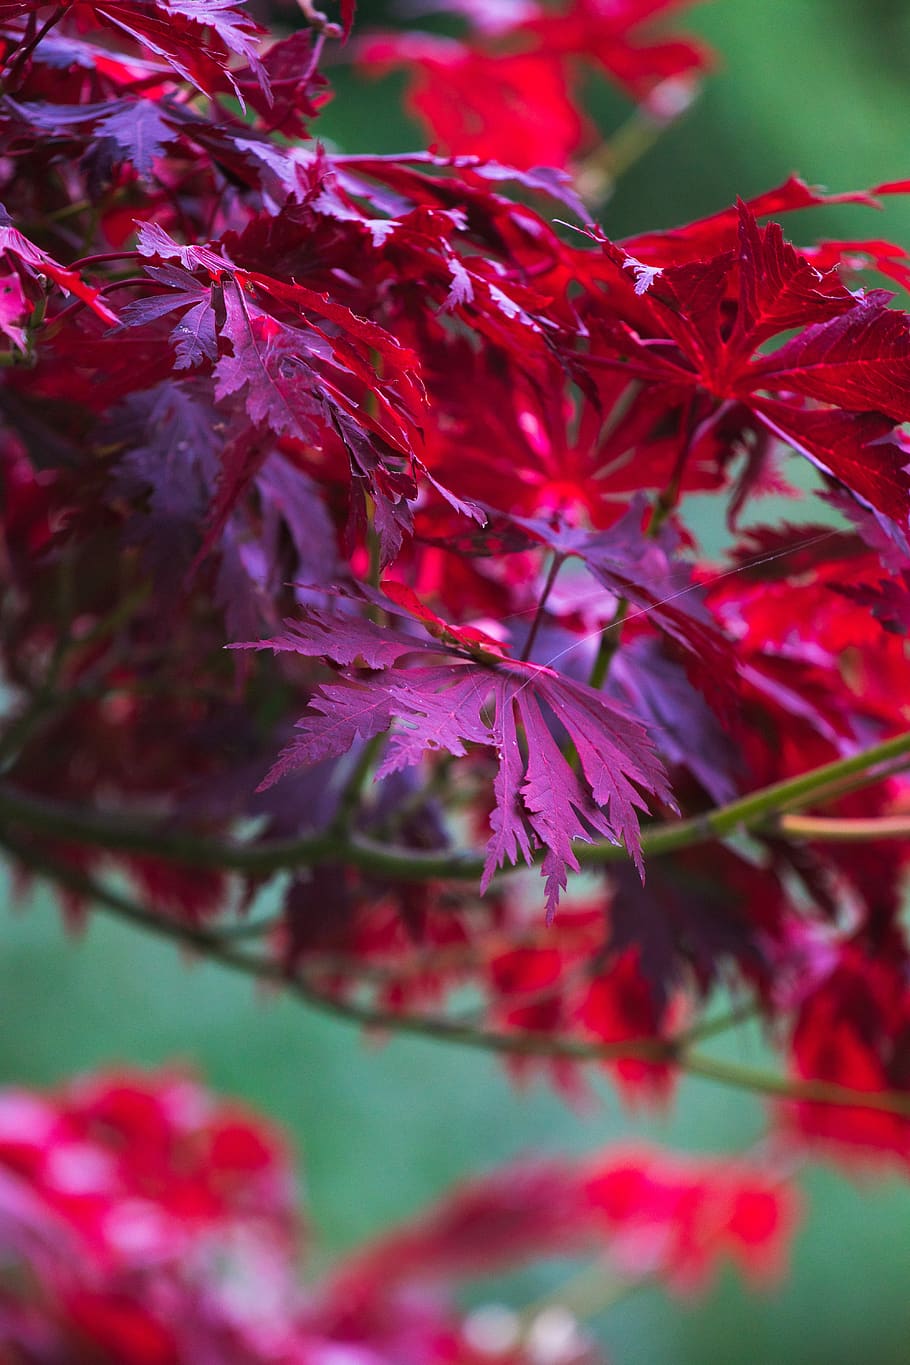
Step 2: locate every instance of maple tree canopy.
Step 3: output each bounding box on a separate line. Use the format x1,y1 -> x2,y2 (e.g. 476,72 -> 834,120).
2,0 -> 910,1359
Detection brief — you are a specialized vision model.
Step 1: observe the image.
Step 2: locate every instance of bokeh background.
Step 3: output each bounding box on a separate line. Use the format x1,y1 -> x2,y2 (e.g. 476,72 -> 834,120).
4,1 -> 910,1360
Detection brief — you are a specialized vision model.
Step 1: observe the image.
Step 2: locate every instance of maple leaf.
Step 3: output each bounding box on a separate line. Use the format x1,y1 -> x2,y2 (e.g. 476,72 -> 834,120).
358,36 -> 586,170
133,221 -> 426,442
606,845 -> 787,1008
328,1160 -> 591,1298
788,935 -> 910,1165
527,0 -> 711,102
749,294 -> 910,419
329,1139 -> 797,1307
111,380 -> 221,574
213,279 -> 326,439
134,221 -> 232,276
586,204 -> 910,523
0,265 -> 29,349
357,0 -> 710,168
731,208 -> 857,351
609,638 -> 740,804
622,175 -> 882,266
241,599 -> 673,916
839,571 -> 910,635
0,0 -> 269,102
119,264 -> 218,370
94,97 -> 174,176
5,96 -> 177,177
233,30 -> 330,138
581,1144 -> 799,1292
334,148 -> 589,218
123,227 -> 427,563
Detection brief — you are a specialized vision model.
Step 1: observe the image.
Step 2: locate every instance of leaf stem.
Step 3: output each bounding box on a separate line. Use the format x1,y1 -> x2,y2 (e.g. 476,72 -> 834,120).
330,733 -> 385,835
585,461 -> 681,692
521,552 -> 564,662
575,97 -> 686,208
673,1000 -> 760,1048
587,597 -> 629,691
517,1263 -> 642,1334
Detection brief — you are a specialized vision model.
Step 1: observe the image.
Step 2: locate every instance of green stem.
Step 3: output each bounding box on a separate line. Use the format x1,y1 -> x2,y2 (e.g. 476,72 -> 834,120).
677,1050 -> 910,1111
575,99 -> 683,208
657,728 -> 910,857
673,1001 -> 760,1048
777,813 -> 910,842
372,754 -> 454,841
330,733 -> 385,836
2,729 -> 910,881
772,753 -> 910,814
587,597 -> 628,691
517,1263 -> 642,1333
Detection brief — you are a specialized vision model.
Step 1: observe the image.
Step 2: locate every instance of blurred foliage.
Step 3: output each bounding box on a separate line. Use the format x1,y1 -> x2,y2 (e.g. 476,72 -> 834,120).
5,1 -> 910,1360
321,0 -> 910,244
3,878 -> 910,1363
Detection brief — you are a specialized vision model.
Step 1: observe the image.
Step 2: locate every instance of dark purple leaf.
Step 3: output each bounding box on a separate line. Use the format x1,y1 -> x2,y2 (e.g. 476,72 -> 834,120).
610,639 -> 739,805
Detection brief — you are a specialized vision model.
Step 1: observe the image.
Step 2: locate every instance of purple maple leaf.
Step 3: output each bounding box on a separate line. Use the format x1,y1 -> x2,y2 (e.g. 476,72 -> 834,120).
240,604 -> 674,916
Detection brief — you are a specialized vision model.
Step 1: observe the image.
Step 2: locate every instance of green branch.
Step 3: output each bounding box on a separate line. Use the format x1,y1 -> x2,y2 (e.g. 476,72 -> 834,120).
587,597 -> 629,691
2,728 -> 910,883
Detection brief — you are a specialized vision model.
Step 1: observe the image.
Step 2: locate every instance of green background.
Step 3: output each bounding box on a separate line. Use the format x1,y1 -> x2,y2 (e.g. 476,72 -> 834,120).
5,0 -> 910,1360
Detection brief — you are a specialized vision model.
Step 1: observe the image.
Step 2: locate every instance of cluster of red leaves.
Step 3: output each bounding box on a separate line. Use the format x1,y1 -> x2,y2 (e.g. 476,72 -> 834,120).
2,0 -> 910,1177
0,1067 -> 797,1364
358,0 -> 711,168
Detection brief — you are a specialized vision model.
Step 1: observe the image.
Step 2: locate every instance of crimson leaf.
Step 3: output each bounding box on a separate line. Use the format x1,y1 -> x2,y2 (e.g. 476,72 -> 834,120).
0,205 -> 117,323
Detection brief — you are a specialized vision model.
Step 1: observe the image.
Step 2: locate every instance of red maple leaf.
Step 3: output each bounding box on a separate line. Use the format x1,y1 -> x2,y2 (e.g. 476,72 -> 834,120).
584,203 -> 910,522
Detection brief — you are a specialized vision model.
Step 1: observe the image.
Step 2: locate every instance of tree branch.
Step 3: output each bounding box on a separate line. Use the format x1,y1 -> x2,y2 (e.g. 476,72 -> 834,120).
2,728 -> 910,882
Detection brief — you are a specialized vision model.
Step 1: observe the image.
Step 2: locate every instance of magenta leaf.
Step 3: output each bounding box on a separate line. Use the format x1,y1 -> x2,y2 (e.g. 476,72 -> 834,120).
119,265 -> 218,370
245,602 -> 672,913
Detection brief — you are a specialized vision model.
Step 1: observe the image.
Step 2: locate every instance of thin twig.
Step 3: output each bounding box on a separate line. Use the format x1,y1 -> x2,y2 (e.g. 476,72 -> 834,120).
585,450 -> 683,691
2,3 -> 67,86
777,813 -> 910,842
